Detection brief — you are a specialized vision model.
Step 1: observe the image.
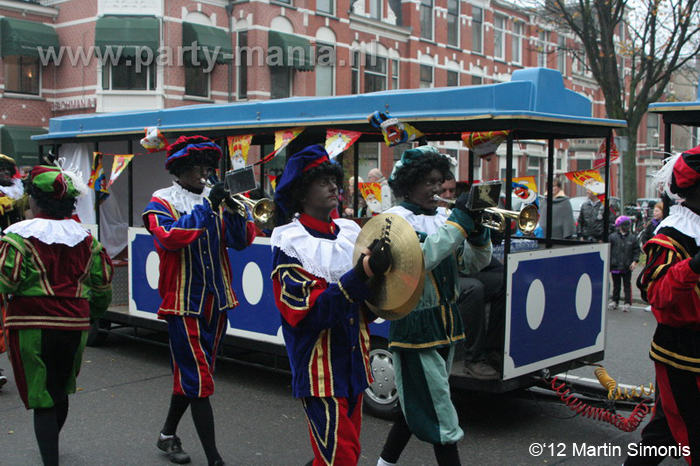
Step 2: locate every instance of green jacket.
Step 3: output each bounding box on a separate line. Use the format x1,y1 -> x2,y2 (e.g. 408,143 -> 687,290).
386,204 -> 492,351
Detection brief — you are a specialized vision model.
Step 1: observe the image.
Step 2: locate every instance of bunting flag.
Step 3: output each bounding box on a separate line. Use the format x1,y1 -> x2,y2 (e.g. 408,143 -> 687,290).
565,169 -> 606,195
108,154 -> 135,187
267,174 -> 277,192
462,130 -> 510,158
511,176 -> 539,205
359,182 -> 383,214
592,139 -> 620,170
274,127 -> 305,154
325,129 -> 362,158
228,134 -> 253,170
88,152 -> 110,202
367,111 -> 423,147
140,126 -> 168,153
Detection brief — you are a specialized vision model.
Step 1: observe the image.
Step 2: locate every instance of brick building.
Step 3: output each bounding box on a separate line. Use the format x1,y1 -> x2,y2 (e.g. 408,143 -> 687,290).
0,0 -> 678,198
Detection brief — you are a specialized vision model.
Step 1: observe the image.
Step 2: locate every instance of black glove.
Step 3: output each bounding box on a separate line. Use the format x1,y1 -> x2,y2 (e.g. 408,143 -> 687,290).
453,193 -> 479,220
208,182 -> 226,211
690,250 -> 700,274
367,238 -> 393,277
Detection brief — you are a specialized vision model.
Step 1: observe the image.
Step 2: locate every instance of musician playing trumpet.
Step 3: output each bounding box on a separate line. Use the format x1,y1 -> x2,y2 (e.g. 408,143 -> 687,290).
271,145 -> 392,466
377,146 -> 492,466
143,135 -> 256,466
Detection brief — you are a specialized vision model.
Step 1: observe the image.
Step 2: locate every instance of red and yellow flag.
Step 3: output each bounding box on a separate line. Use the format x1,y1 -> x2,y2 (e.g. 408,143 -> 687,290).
108,154 -> 135,187
565,169 -> 606,195
227,134 -> 253,170
325,129 -> 362,158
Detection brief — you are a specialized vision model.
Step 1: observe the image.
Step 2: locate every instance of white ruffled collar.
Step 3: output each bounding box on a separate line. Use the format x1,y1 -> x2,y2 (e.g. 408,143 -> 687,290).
0,178 -> 24,200
385,205 -> 447,236
656,204 -> 700,246
4,218 -> 89,246
152,181 -> 211,214
270,218 -> 359,283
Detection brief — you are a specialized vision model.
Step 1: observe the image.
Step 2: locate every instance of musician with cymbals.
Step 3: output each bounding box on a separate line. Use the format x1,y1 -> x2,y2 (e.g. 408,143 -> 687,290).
270,145 -> 392,466
377,146 -> 492,466
142,135 -> 256,466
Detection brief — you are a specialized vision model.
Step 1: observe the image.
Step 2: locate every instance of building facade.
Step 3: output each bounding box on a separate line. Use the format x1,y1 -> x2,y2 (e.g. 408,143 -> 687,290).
2,0 -> 684,200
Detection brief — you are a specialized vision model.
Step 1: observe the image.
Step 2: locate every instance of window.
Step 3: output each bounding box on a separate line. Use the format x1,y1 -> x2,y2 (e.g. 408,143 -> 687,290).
359,143 -> 380,180
447,70 -> 459,87
364,54 -> 387,93
270,66 -> 292,99
185,66 -> 209,98
494,15 -> 506,61
557,35 -> 566,74
103,58 -> 156,90
351,50 -> 360,94
512,22 -> 522,64
318,0 -> 333,15
391,58 -> 399,89
576,158 -> 592,171
646,113 -> 660,147
420,64 -> 433,88
537,30 -> 549,68
471,74 -> 482,85
316,43 -> 335,96
447,0 -> 459,47
370,0 -> 381,20
472,6 -> 483,53
420,0 -> 434,40
3,56 -> 40,95
526,156 -> 541,177
238,31 -> 248,100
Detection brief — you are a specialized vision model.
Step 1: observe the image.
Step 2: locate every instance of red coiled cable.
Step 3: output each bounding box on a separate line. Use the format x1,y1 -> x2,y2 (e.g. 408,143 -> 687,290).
549,376 -> 651,432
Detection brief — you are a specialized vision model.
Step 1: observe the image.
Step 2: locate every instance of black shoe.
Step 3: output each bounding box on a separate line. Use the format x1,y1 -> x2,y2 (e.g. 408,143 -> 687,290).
212,461 -> 226,466
157,434 -> 191,464
463,361 -> 499,380
0,368 -> 7,389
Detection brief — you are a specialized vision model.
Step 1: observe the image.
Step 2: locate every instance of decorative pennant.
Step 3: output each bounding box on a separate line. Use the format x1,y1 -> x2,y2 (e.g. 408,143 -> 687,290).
274,127 -> 305,154
140,126 -> 168,153
592,139 -> 620,170
511,176 -> 538,205
461,130 -> 510,158
228,135 -> 253,170
267,174 -> 277,192
108,154 -> 135,187
325,129 -> 362,158
565,169 -> 606,195
88,152 -> 109,202
367,111 -> 423,147
359,182 -> 383,214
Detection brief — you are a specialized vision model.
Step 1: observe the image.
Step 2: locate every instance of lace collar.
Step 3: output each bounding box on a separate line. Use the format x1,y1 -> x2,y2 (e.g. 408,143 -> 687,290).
270,218 -> 359,283
0,178 -> 24,200
386,205 -> 447,236
152,181 -> 211,214
4,218 -> 89,246
656,204 -> 700,246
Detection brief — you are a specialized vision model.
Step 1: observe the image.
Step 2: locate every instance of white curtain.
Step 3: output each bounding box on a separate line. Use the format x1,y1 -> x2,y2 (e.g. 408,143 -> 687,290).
59,143 -> 128,258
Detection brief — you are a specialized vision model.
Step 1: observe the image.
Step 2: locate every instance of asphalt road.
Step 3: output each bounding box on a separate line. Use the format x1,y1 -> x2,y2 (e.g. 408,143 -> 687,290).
0,304 -> 687,466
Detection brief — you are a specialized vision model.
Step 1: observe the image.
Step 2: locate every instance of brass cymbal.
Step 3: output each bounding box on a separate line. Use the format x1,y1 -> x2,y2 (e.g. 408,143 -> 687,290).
353,213 -> 425,320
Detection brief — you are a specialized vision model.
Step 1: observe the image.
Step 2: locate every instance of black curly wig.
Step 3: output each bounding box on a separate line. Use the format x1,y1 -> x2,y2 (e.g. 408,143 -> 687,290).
167,136 -> 220,177
26,179 -> 76,219
389,153 -> 453,199
285,161 -> 344,215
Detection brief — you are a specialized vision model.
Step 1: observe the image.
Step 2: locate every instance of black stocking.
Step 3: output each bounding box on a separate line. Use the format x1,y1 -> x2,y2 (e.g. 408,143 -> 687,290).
190,397 -> 222,466
161,394 -> 190,435
379,413 -> 413,464
34,407 -> 59,466
434,442 -> 461,466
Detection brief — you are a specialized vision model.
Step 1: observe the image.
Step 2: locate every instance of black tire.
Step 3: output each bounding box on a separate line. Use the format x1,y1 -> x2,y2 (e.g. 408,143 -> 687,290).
364,337 -> 401,420
86,319 -> 110,347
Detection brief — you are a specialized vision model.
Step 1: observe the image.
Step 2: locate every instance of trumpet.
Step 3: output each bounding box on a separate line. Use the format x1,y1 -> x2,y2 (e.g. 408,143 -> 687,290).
433,195 -> 538,234
203,178 -> 275,229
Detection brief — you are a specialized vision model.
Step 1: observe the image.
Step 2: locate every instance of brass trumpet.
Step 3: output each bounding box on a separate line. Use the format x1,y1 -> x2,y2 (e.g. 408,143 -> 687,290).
433,195 -> 538,234
203,178 -> 275,229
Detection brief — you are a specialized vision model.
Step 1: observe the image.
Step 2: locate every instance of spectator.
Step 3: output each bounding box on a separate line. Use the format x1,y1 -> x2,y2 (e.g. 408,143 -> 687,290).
608,215 -> 640,312
343,176 -> 367,217
578,190 -> 613,241
539,178 -> 575,238
639,201 -> 665,246
367,168 -> 393,212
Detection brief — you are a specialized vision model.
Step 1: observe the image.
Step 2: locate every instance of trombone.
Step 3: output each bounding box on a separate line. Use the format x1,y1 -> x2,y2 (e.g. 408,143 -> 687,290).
433,195 -> 538,235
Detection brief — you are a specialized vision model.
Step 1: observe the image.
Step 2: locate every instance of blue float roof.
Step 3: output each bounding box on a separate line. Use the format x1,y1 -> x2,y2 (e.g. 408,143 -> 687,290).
35,68 -> 626,142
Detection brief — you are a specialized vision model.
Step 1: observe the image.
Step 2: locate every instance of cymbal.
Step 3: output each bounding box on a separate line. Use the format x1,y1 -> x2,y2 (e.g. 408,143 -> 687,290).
353,213 -> 425,320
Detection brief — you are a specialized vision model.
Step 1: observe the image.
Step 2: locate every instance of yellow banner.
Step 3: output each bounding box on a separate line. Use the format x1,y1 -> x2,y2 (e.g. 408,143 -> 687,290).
228,135 -> 253,170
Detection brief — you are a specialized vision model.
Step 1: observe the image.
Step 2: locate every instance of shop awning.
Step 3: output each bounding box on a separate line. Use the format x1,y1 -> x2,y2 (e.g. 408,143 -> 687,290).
0,17 -> 60,58
1,126 -> 47,167
268,31 -> 314,72
94,16 -> 159,58
182,22 -> 232,65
